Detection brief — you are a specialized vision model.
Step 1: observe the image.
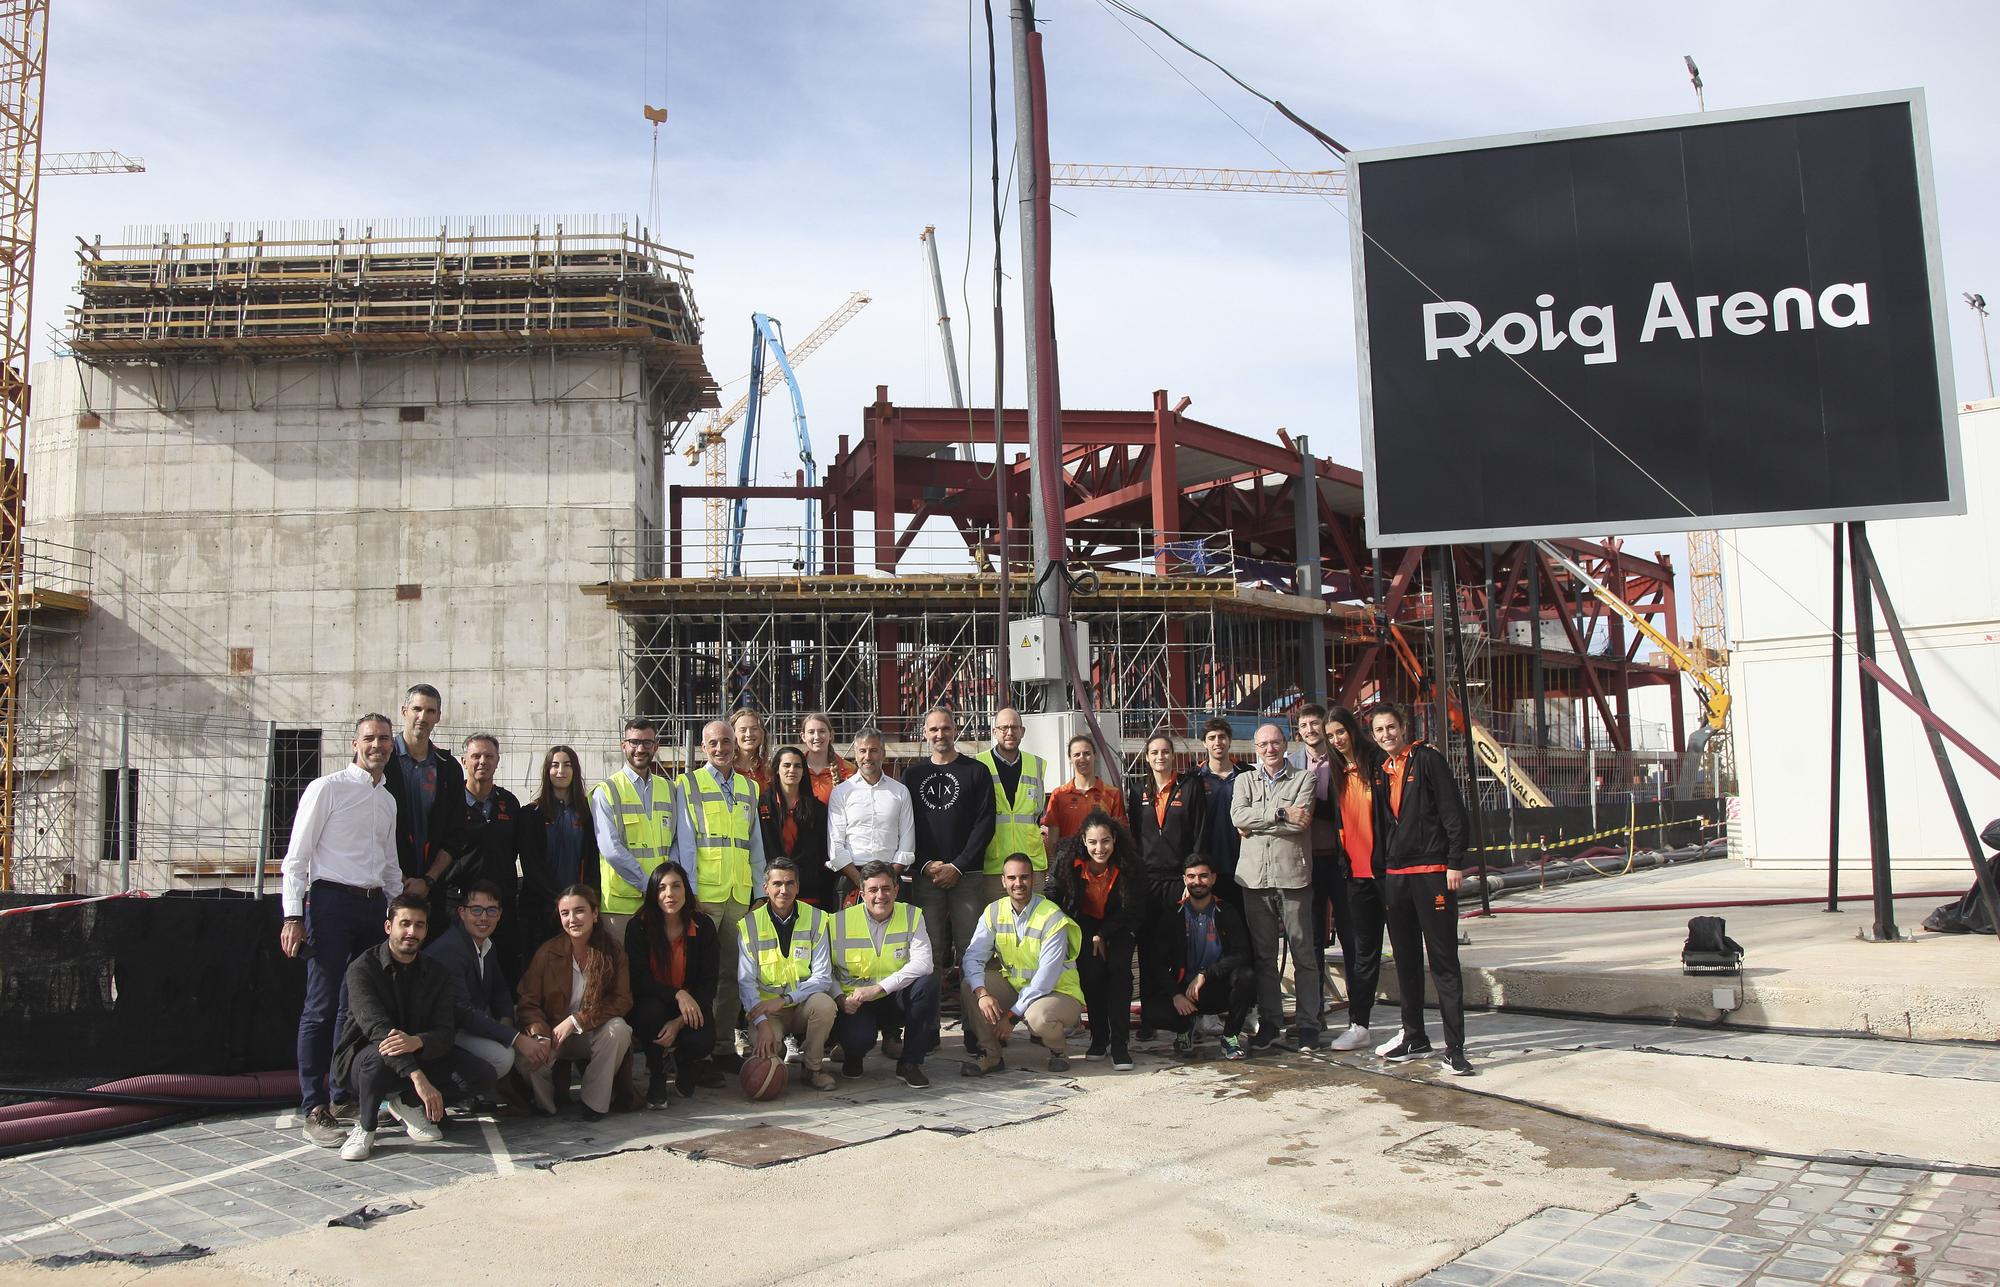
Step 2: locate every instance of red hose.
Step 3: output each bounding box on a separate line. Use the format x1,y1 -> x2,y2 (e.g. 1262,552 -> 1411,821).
1465,889 -> 1960,917
0,1071 -> 295,1145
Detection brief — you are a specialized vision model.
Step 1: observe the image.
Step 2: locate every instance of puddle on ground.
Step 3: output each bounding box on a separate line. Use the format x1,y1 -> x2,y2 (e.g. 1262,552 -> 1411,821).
1197,1054 -> 1732,1183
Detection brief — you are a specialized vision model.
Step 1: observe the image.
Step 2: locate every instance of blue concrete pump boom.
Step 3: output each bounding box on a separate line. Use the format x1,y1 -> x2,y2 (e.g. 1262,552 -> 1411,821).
731,312 -> 817,575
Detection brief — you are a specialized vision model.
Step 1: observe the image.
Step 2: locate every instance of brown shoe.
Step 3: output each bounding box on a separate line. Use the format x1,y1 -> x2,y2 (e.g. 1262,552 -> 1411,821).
808,1069 -> 837,1092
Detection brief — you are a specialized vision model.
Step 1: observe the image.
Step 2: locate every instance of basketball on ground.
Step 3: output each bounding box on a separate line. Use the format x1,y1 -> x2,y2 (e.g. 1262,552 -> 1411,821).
740,1053 -> 788,1101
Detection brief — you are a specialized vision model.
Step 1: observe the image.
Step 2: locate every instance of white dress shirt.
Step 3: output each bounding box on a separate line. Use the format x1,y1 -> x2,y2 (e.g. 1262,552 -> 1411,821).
826,772 -> 916,871
280,763 -> 400,917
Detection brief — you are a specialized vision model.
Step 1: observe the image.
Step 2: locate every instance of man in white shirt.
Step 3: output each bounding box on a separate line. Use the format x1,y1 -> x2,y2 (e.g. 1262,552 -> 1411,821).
280,713 -> 404,1148
826,728 -> 914,896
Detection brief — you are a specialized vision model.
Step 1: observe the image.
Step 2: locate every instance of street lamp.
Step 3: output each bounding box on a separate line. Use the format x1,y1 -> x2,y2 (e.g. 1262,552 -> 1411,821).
1967,293 -> 1994,400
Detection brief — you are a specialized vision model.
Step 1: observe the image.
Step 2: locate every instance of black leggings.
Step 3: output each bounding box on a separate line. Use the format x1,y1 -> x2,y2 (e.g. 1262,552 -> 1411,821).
1343,876 -> 1385,1029
1076,928 -> 1135,1051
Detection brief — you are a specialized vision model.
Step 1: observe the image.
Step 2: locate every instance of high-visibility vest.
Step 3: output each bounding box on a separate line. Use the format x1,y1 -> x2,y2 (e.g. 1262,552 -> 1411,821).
592,770 -> 674,917
743,903 -> 827,1001
976,748 -> 1048,874
831,902 -> 920,986
982,896 -> 1085,1005
676,767 -> 757,906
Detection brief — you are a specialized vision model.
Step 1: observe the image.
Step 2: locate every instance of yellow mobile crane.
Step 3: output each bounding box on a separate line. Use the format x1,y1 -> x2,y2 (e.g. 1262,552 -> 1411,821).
1535,541 -> 1730,801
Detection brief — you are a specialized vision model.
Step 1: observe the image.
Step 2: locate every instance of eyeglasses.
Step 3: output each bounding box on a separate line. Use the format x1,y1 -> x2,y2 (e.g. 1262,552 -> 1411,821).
464,905 -> 501,918
624,738 -> 658,747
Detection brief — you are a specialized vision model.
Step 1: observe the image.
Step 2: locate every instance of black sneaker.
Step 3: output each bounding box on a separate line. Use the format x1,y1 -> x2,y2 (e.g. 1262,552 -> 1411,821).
1110,1048 -> 1134,1071
1135,1027 -> 1156,1042
695,1060 -> 726,1089
1376,1035 -> 1435,1063
1082,1042 -> 1107,1061
581,1105 -> 607,1122
712,1050 -> 744,1073
1248,1026 -> 1281,1051
841,1054 -> 865,1079
1445,1048 -> 1476,1076
897,1062 -> 930,1089
1172,1032 -> 1194,1056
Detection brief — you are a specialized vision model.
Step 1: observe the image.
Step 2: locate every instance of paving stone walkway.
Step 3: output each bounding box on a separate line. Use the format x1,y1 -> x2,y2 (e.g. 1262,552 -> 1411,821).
1418,1161 -> 2000,1286
0,1069 -> 1074,1265
1457,1011 -> 2000,1084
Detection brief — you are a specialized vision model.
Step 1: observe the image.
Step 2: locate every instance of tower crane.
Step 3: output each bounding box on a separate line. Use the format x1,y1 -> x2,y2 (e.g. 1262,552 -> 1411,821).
683,290 -> 868,575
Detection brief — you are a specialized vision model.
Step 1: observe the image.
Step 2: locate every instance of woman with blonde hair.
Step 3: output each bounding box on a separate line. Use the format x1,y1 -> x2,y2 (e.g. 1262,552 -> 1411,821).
730,709 -> 772,793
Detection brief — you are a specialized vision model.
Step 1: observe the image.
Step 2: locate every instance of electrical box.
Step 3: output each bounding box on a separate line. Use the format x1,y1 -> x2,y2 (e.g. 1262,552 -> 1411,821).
1006,616 -> 1089,684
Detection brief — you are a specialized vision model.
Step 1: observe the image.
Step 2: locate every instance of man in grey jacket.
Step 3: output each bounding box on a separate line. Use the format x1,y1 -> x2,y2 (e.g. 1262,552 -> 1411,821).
1231,723 -> 1322,1050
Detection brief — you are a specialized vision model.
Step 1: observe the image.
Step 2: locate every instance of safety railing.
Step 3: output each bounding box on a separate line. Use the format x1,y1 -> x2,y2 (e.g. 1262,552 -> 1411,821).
599,527 -> 1238,585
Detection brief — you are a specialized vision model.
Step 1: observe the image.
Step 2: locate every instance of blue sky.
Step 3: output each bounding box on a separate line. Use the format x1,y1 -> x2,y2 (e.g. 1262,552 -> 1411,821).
34,1 -> 2000,581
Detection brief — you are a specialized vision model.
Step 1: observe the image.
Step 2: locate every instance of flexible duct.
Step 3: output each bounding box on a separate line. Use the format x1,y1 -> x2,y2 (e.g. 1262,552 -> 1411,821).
0,1071 -> 295,1154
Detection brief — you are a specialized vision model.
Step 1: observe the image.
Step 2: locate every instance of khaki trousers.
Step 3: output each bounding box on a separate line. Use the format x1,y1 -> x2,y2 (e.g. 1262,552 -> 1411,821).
528,1017 -> 632,1115
710,900 -> 749,1046
757,992 -> 836,1070
967,975 -> 1084,1057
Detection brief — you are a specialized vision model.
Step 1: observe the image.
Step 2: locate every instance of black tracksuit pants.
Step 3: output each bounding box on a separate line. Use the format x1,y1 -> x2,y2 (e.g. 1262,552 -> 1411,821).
1382,867 -> 1465,1052
1342,875 -> 1385,1029
1311,851 -> 1356,1001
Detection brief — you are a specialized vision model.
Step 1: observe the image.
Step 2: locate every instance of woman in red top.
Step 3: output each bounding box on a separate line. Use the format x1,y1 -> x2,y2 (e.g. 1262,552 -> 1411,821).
730,709 -> 773,793
623,862 -> 722,1102
1326,706 -> 1385,1054
798,712 -> 854,805
1044,808 -> 1146,1069
1041,734 -> 1128,841
758,746 -> 833,908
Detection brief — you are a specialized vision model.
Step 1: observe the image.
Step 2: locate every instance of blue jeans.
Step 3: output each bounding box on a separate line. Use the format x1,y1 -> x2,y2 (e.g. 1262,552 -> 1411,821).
297,882 -> 386,1111
833,973 -> 939,1066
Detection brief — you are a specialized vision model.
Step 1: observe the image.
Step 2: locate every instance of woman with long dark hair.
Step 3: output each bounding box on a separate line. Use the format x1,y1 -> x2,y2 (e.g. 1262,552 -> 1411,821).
1044,808 -> 1146,1069
521,745 -> 600,947
515,885 -> 633,1119
623,862 -> 722,1102
1326,705 -> 1386,1054
759,746 -> 834,908
1125,733 -> 1207,1041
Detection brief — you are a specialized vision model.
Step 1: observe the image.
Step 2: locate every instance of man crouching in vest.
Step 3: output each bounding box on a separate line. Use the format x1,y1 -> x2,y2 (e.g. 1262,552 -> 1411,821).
739,859 -> 838,1091
961,852 -> 1087,1075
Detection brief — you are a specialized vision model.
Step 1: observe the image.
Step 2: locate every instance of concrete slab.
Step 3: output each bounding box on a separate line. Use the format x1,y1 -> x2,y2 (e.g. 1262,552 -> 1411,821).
1378,861 -> 2000,1039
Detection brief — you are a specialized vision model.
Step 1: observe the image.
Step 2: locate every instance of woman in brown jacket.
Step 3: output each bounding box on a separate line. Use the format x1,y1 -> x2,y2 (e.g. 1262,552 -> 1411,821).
515,885 -> 634,1119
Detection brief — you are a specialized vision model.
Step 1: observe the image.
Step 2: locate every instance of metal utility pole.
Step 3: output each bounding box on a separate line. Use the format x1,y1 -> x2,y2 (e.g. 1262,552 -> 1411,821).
1011,0 -> 1067,706
1967,293 -> 1994,399
920,227 -> 965,409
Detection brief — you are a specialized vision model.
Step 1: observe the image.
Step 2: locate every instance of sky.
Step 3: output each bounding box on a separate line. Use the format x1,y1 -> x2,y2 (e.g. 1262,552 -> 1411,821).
31,0 -> 2000,586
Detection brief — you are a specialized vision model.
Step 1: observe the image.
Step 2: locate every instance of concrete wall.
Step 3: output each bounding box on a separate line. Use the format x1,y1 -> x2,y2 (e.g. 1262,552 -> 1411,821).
25,353 -> 668,891
1725,397 -> 2000,874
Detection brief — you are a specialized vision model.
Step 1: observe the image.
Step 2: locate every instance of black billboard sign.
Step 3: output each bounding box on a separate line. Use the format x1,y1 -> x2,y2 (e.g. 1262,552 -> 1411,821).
1351,90 -> 1963,546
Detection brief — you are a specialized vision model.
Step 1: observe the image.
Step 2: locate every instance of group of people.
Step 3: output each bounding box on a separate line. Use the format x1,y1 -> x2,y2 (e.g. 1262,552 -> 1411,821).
279,685 -> 1473,1161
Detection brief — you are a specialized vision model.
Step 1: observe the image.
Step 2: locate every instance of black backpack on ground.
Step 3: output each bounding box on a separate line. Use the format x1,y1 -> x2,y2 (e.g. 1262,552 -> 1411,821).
1920,818 -> 2000,935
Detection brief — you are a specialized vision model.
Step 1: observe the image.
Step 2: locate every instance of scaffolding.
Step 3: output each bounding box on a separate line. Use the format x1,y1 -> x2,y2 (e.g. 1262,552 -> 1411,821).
11,536 -> 86,892
63,215 -> 718,435
608,388 -> 1697,800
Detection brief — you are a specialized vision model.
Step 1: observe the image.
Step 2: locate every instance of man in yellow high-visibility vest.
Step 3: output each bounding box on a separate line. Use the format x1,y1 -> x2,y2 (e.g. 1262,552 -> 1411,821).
673,719 -> 766,1070
961,853 -> 1086,1076
738,859 -> 837,1091
588,717 -> 675,940
973,707 -> 1048,904
830,861 -> 937,1088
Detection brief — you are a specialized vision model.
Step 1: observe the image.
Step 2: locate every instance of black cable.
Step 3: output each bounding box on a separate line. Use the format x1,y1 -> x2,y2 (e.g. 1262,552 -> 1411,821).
1097,0 -> 1347,155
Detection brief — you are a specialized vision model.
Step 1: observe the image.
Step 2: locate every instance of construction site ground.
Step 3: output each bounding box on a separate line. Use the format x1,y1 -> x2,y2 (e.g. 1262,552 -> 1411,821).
1389,860 -> 2000,1041
2,966 -> 1996,1285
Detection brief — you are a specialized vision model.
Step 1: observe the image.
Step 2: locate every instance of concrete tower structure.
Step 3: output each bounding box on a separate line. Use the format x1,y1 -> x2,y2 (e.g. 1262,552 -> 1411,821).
21,216 -> 715,892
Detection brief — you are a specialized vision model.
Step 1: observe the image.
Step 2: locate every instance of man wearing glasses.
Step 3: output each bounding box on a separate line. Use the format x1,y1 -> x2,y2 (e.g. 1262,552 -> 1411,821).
423,879 -> 553,1092
590,718 -> 675,939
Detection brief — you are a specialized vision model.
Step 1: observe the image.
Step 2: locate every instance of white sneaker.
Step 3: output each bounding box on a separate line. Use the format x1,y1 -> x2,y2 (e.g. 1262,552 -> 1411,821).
386,1095 -> 443,1143
784,1035 -> 804,1066
338,1126 -> 375,1161
1329,1024 -> 1372,1052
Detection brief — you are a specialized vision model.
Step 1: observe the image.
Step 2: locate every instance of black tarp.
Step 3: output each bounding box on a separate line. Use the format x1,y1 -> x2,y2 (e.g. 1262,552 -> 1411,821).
1471,798 -> 1718,866
0,892 -> 302,1085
